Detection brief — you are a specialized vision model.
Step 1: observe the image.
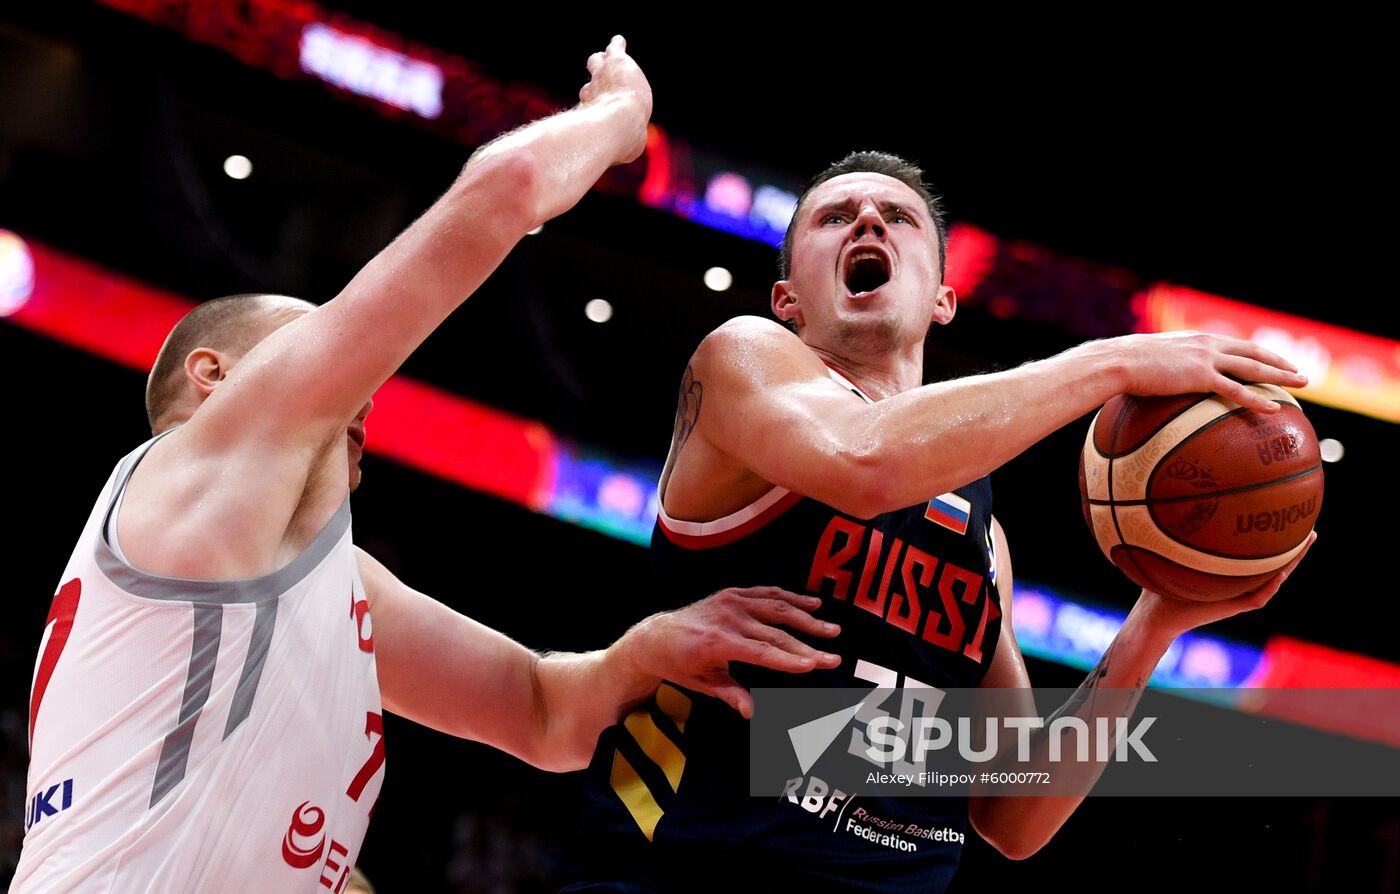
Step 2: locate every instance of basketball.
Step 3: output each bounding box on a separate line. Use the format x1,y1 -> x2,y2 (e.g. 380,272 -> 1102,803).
1078,384 -> 1323,601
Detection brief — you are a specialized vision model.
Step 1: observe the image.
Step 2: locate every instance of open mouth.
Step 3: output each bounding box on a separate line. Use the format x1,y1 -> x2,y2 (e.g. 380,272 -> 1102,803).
348,427 -> 366,450
844,248 -> 891,296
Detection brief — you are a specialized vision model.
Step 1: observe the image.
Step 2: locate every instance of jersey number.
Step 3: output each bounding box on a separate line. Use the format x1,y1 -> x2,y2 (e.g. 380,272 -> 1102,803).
346,711 -> 384,802
30,579 -> 82,747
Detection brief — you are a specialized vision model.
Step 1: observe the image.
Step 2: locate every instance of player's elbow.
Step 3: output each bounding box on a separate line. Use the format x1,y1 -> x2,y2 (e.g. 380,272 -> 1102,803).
516,745 -> 586,774
515,731 -> 594,774
462,148 -> 544,234
969,799 -> 1049,861
830,445 -> 903,520
985,833 -> 1043,862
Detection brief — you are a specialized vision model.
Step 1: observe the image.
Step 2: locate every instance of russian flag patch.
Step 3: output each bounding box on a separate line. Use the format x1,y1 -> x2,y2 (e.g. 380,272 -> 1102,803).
925,492 -> 971,535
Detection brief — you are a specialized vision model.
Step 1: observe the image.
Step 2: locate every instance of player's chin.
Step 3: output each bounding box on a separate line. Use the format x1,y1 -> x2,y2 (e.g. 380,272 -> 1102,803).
348,461 -> 363,494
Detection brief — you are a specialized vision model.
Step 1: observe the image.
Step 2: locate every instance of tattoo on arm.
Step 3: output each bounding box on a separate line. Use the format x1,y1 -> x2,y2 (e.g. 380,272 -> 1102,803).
659,365 -> 704,491
1047,642 -> 1147,735
672,364 -> 704,453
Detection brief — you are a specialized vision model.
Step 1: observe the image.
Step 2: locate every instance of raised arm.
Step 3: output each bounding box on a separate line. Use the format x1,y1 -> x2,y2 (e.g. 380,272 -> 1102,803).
194,36 -> 651,452
120,38 -> 652,580
673,316 -> 1307,520
358,549 -> 841,772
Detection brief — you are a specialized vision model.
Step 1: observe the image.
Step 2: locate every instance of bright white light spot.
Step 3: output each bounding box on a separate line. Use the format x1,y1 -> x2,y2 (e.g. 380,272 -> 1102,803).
223,155 -> 253,180
1319,438 -> 1344,463
0,230 -> 36,317
585,299 -> 613,323
704,266 -> 733,292
527,224 -> 544,236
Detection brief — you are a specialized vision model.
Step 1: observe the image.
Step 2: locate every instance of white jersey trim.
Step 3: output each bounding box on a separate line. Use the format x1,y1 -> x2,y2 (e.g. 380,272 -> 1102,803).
657,483 -> 794,537
93,435 -> 350,605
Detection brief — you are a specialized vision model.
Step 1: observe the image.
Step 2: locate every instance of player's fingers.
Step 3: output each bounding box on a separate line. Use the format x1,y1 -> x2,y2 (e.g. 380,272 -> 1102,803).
1217,355 -> 1309,391
737,596 -> 840,639
722,636 -> 828,674
1218,337 -> 1299,374
689,674 -> 752,718
737,619 -> 841,668
610,34 -> 627,54
731,586 -> 823,611
1276,529 -> 1318,577
587,51 -> 604,75
1212,373 -> 1281,413
1237,530 -> 1317,607
718,588 -> 836,635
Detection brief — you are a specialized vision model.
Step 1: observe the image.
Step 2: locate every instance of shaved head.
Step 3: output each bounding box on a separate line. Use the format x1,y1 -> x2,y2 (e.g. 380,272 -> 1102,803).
145,293 -> 314,433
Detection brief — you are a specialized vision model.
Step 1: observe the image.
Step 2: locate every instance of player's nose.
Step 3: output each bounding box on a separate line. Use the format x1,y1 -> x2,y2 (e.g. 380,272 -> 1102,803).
357,398 -> 374,422
852,202 -> 885,240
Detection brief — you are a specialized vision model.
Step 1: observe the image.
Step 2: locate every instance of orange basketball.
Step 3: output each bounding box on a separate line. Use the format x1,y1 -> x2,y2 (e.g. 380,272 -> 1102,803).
1078,384 -> 1323,601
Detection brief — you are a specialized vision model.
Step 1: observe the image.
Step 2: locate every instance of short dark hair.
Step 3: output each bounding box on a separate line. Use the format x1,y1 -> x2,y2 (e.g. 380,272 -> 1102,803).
779,150 -> 949,281
144,293 -> 309,433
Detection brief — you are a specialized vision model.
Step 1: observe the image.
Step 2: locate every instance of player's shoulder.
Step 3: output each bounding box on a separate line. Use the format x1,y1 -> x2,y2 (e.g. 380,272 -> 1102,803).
692,315 -> 825,384
704,314 -> 797,346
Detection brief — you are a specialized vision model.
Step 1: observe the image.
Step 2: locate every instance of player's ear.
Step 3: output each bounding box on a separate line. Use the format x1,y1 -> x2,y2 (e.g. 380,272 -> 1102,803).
931,284 -> 957,327
184,347 -> 230,399
772,280 -> 803,329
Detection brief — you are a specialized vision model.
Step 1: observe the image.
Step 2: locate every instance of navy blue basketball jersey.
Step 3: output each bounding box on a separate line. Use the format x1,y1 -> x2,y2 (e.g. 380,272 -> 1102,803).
574,367 -> 1003,893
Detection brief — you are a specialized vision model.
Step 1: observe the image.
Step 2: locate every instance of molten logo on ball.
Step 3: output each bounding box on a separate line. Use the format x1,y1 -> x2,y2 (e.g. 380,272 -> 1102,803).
1235,497 -> 1319,535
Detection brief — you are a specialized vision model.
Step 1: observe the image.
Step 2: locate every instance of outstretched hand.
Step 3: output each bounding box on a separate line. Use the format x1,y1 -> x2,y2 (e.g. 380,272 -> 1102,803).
621,587 -> 841,719
578,35 -> 652,164
1136,531 -> 1317,640
1112,330 -> 1309,414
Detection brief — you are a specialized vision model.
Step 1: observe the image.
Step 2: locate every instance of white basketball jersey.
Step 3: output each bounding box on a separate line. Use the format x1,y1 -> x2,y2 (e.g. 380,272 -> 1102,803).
13,436 -> 385,893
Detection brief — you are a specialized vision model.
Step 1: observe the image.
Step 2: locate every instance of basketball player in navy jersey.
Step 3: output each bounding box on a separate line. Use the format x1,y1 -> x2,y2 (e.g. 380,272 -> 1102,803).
15,38 -> 843,892
573,152 -> 1315,892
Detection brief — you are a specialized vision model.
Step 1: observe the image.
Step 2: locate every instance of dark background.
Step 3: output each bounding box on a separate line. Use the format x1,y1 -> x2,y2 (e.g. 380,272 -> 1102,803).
1,5 -> 1396,891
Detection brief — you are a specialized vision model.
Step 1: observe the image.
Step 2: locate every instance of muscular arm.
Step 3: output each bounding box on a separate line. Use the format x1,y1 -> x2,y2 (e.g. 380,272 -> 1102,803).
123,38 -> 651,579
673,316 -> 1306,520
967,519 -> 1161,859
202,82 -> 648,452
359,549 -> 840,772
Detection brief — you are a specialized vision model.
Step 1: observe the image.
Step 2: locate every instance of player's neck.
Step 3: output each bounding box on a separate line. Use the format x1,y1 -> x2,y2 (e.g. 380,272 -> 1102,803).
808,345 -> 923,401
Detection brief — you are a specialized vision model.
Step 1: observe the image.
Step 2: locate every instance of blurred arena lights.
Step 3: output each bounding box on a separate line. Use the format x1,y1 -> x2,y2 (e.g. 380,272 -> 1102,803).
703,266 -> 733,292
96,0 -> 1400,417
299,22 -> 444,119
1011,584 -> 1265,689
6,229 -> 1400,714
1319,438 -> 1345,462
0,230 -> 36,316
584,298 -> 613,323
222,154 -> 252,180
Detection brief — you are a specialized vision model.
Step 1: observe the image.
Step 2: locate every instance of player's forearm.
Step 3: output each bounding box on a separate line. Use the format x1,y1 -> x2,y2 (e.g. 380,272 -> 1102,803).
852,340 -> 1129,514
969,603 -> 1172,858
531,633 -> 661,771
472,91 -> 648,230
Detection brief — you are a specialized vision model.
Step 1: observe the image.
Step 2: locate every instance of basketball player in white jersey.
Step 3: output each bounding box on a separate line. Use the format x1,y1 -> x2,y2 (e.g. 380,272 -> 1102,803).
13,37 -> 842,893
